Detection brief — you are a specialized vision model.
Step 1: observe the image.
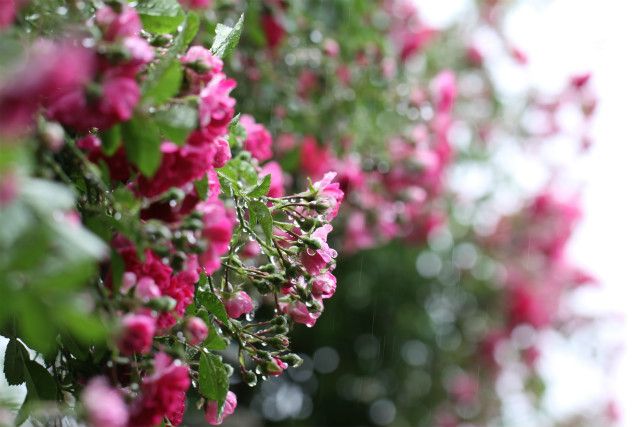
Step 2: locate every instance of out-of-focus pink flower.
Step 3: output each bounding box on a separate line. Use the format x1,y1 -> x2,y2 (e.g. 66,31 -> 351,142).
0,0 -> 17,30
447,373 -> 479,405
311,272 -> 337,299
118,313 -> 156,355
95,4 -> 142,42
399,27 -> 436,62
128,353 -> 190,427
178,0 -> 211,10
344,212 -> 376,253
156,264 -> 198,330
261,12 -> 286,49
313,172 -> 344,221
205,391 -> 237,426
297,69 -> 318,99
507,286 -> 551,330
301,224 -> 337,275
300,137 -> 332,179
134,277 -> 161,301
323,38 -> 340,57
82,377 -> 128,427
185,317 -> 209,345
260,161 -> 286,198
570,72 -> 591,90
0,171 -> 18,206
266,357 -> 288,376
510,45 -> 528,65
240,240 -> 262,258
181,46 -> 223,89
466,44 -> 484,66
240,114 -> 273,161
224,291 -> 253,319
432,70 -> 457,114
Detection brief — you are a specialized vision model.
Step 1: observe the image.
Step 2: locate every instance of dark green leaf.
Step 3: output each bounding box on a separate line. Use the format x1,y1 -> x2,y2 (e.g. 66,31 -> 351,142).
211,14 -> 244,59
98,125 -> 121,156
198,292 -> 230,327
24,360 -> 57,400
122,114 -> 162,178
180,12 -> 201,50
143,59 -> 183,105
247,174 -> 271,198
136,0 -> 185,34
248,200 -> 273,241
153,103 -> 198,146
202,329 -> 228,351
198,352 -> 228,407
3,339 -> 26,386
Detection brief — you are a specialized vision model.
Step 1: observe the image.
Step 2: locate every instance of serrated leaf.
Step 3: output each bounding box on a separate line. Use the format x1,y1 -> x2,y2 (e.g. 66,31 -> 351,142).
202,329 -> 228,351
99,125 -> 121,156
248,200 -> 273,241
136,0 -> 185,34
153,103 -> 198,146
122,114 -> 162,178
3,339 -> 26,385
143,59 -> 183,105
211,14 -> 244,59
198,352 -> 228,407
24,360 -> 57,401
247,174 -> 271,198
198,292 -> 230,327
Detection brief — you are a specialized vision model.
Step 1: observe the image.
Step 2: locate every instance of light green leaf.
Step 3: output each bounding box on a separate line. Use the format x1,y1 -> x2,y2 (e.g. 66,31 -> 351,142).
247,174 -> 271,198
153,103 -> 198,145
122,114 -> 162,178
198,352 -> 229,407
211,14 -> 244,59
248,200 -> 273,241
136,0 -> 185,34
99,125 -> 122,156
142,59 -> 183,105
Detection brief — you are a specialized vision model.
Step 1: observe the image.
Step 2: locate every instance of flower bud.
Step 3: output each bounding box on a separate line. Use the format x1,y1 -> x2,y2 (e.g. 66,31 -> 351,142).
185,317 -> 208,345
280,353 -> 304,368
145,296 -> 177,312
224,291 -> 253,319
265,357 -> 288,376
242,370 -> 258,387
205,391 -> 237,426
117,313 -> 155,355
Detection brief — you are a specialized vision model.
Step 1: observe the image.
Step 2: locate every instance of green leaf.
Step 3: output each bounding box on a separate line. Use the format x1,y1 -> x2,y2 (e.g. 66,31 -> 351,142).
198,352 -> 228,407
24,360 -> 57,401
195,174 -> 209,200
247,174 -> 271,198
122,114 -> 162,178
180,12 -> 201,50
99,125 -> 122,156
198,292 -> 230,327
136,0 -> 185,34
3,339 -> 26,386
248,200 -> 273,241
202,329 -> 228,351
142,59 -> 183,105
211,14 -> 244,59
153,103 -> 198,146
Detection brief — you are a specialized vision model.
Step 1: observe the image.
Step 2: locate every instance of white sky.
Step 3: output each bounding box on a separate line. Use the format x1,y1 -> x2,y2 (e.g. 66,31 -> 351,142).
419,0 -> 640,425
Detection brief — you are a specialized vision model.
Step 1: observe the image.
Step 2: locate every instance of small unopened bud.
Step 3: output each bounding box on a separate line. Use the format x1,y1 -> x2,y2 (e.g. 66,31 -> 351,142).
309,201 -> 330,213
266,335 -> 289,349
151,33 -> 173,47
272,315 -> 287,327
242,370 -> 258,386
280,353 -> 303,368
146,296 -> 177,312
41,122 -> 65,151
301,236 -> 322,250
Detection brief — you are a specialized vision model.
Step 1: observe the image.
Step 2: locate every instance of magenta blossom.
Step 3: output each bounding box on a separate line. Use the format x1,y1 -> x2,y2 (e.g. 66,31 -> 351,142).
134,276 -> 161,301
285,300 -> 322,327
179,0 -> 212,9
117,313 -> 155,356
432,70 -> 457,114
224,291 -> 253,319
199,74 -> 236,136
198,197 -> 234,274
311,272 -> 337,299
205,391 -> 237,426
240,114 -> 273,161
300,224 -> 337,275
185,317 -> 209,345
313,172 -> 344,221
82,377 -> 128,427
95,4 -> 142,42
181,46 -> 223,89
266,357 -> 288,376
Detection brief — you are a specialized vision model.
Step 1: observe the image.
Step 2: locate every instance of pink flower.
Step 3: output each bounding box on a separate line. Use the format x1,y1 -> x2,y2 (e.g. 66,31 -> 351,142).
115,36 -> 154,77
0,171 -> 18,206
323,38 -> 340,57
447,373 -> 479,405
181,46 -> 223,89
300,224 -> 337,275
224,291 -> 253,319
507,286 -> 551,330
432,70 -> 457,114
261,12 -> 286,49
156,266 -> 198,330
260,161 -> 285,198
266,357 -> 288,376
48,76 -> 140,131
179,0 -> 211,9
570,72 -> 591,90
185,317 -> 209,345
199,75 -> 236,136
198,197 -> 235,274
0,0 -> 17,30
285,300 -> 321,327
134,277 -> 161,301
240,114 -> 273,161
205,391 -> 237,426
311,272 -> 337,299
128,353 -> 190,427
117,313 -> 155,356
82,377 -> 128,427
313,172 -> 344,221
95,5 -> 142,42
399,26 -> 436,62
300,136 -> 331,179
